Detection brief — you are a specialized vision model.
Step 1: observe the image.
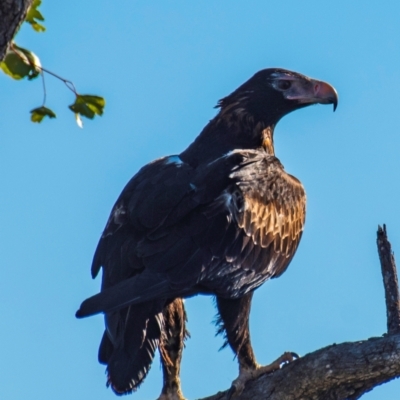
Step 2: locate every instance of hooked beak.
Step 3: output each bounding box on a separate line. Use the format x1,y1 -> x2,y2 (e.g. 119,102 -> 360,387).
310,79 -> 338,111
284,77 -> 338,111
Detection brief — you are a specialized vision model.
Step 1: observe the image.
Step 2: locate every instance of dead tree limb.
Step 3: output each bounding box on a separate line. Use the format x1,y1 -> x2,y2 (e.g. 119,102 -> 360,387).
0,0 -> 32,61
201,335 -> 400,400
198,226 -> 400,400
377,224 -> 400,334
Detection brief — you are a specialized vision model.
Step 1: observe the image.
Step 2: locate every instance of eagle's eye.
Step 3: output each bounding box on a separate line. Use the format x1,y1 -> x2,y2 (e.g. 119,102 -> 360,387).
276,80 -> 292,90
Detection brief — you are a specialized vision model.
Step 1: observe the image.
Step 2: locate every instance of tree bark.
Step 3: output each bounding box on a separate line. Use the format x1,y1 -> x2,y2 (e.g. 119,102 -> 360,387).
0,0 -> 32,62
198,226 -> 400,400
200,335 -> 400,400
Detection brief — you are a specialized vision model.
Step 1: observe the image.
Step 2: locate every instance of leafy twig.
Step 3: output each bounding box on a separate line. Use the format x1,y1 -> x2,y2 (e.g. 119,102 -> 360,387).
1,0 -> 106,126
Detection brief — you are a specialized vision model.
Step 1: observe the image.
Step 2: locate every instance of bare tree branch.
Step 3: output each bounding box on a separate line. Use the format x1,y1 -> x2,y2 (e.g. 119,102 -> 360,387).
0,0 -> 32,62
201,335 -> 400,400
197,226 -> 400,400
377,224 -> 400,334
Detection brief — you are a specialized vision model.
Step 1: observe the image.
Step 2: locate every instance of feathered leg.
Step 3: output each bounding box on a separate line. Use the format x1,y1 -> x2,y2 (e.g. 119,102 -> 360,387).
216,292 -> 296,398
158,298 -> 189,400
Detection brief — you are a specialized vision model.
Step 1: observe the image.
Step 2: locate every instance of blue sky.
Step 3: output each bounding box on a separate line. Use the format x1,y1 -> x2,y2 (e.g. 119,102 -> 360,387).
1,1 -> 400,399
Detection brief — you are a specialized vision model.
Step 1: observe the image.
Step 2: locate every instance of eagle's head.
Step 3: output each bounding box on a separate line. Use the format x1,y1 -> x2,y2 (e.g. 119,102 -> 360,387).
218,68 -> 338,125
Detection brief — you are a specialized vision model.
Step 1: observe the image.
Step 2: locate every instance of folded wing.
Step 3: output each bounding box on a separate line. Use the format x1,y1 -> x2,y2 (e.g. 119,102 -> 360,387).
77,150 -> 306,317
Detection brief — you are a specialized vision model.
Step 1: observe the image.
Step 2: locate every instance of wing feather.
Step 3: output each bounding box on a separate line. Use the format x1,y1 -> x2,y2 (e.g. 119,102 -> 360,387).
230,153 -> 306,278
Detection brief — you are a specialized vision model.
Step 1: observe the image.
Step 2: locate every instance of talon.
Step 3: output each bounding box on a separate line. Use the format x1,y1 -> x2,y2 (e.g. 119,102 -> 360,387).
227,375 -> 247,399
274,351 -> 299,368
227,384 -> 238,400
226,351 -> 299,397
290,351 -> 300,360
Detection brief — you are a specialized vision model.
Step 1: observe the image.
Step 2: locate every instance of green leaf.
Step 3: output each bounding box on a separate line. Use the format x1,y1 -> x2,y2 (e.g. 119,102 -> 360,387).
15,45 -> 42,80
30,106 -> 56,123
0,45 -> 41,80
0,52 -> 31,79
68,95 -> 106,120
25,0 -> 46,32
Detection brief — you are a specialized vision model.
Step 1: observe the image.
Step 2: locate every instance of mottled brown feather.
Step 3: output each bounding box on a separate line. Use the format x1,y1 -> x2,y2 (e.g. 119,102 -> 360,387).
231,155 -> 306,278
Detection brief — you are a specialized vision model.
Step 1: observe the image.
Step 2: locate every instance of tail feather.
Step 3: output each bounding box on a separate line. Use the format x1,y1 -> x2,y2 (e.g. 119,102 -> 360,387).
76,272 -> 171,318
98,330 -> 113,365
100,302 -> 164,395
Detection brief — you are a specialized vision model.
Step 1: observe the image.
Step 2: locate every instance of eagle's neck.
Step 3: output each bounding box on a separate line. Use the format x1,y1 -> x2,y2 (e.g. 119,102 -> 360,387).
261,127 -> 275,156
180,108 -> 276,166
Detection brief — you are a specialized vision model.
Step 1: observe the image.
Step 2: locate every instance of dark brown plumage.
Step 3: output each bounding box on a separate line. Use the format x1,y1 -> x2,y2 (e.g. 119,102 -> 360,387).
76,68 -> 337,399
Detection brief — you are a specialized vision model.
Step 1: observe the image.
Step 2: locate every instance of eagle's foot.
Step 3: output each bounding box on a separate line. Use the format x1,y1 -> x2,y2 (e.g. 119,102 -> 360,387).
157,389 -> 186,400
227,351 -> 299,399
157,380 -> 186,400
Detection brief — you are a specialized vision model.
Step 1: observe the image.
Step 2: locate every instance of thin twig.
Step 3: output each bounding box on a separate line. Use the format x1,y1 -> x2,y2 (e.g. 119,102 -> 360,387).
38,65 -> 78,95
40,69 -> 46,106
377,224 -> 400,335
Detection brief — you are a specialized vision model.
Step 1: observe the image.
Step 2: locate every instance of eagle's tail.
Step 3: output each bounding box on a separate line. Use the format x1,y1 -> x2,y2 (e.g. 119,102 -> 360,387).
75,271 -> 174,318
98,302 -> 163,395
